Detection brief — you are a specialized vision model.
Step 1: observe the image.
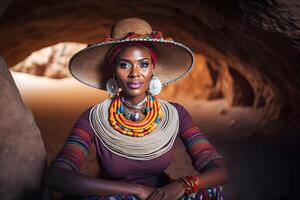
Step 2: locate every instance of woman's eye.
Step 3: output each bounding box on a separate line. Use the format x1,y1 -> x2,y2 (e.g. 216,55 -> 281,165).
119,62 -> 130,69
140,61 -> 149,68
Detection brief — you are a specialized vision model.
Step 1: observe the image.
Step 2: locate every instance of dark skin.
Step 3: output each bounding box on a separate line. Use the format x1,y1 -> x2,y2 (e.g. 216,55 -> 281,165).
46,46 -> 229,200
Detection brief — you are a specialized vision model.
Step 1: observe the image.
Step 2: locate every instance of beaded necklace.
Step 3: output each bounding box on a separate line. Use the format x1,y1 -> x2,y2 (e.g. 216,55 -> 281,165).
109,95 -> 162,137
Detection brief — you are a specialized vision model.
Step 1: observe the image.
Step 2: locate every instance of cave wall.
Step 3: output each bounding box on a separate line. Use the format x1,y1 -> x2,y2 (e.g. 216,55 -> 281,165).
0,57 -> 47,199
1,0 -> 299,125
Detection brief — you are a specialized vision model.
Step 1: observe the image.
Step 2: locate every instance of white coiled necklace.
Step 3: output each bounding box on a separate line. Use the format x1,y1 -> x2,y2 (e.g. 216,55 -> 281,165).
89,98 -> 179,160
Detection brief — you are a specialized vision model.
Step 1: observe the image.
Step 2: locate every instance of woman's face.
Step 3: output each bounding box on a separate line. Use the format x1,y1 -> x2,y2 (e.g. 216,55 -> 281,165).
114,45 -> 154,98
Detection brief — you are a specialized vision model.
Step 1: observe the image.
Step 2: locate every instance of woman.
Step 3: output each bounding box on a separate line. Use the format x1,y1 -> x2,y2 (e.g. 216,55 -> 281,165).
46,18 -> 229,200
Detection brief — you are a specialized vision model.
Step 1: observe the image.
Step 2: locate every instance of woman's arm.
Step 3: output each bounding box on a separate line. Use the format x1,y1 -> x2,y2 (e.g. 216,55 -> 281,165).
145,103 -> 229,200
145,159 -> 229,200
176,103 -> 229,187
46,163 -> 155,199
195,158 -> 229,188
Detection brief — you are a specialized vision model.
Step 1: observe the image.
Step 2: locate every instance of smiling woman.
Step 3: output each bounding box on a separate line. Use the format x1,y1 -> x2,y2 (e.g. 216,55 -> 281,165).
46,18 -> 229,200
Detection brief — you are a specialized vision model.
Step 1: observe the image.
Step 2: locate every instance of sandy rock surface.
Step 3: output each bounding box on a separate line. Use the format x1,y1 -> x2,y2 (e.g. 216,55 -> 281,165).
0,58 -> 47,199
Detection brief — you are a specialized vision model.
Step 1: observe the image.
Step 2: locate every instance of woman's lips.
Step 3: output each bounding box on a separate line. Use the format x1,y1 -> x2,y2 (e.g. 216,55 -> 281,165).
127,81 -> 142,89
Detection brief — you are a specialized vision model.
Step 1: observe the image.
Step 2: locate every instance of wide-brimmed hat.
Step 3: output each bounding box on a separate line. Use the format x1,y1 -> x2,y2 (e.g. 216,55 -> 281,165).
69,18 -> 194,89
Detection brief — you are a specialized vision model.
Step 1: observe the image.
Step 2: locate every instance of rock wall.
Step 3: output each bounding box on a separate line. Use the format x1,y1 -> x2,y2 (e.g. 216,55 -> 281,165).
0,57 -> 47,199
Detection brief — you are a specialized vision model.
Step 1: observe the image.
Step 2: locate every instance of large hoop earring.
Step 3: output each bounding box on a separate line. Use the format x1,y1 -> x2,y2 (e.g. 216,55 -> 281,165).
106,77 -> 119,96
149,75 -> 162,95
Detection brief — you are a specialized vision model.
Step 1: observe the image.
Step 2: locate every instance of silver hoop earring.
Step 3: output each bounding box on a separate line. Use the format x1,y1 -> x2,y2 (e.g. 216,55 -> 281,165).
149,76 -> 162,95
106,77 -> 119,95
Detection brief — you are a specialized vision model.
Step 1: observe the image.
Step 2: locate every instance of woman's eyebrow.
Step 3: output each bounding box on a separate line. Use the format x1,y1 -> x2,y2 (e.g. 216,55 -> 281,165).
139,58 -> 150,61
118,58 -> 150,62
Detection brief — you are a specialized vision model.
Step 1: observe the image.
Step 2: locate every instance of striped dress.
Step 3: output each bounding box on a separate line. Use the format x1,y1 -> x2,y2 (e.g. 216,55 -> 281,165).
53,102 -> 224,200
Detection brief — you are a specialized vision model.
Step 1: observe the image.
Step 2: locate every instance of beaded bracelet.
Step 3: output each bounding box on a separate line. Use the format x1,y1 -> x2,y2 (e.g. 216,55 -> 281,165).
175,175 -> 199,194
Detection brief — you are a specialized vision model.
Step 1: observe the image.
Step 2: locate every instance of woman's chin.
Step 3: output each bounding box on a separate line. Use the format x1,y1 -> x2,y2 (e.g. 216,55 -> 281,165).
122,88 -> 146,97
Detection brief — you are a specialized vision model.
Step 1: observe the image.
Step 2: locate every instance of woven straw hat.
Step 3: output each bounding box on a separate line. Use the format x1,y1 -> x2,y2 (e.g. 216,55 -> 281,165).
69,18 -> 194,89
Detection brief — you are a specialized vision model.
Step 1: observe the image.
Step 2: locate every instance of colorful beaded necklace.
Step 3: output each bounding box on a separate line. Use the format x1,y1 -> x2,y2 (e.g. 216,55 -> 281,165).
108,95 -> 163,137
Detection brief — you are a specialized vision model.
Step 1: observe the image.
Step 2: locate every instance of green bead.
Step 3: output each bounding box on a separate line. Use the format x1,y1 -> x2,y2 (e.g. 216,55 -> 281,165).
145,107 -> 150,112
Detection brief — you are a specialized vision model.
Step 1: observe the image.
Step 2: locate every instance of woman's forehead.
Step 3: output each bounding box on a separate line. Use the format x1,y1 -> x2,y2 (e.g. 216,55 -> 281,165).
117,45 -> 152,59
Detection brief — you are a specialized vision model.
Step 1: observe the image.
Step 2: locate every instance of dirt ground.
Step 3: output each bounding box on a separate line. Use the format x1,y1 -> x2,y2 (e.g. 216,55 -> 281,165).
12,71 -> 299,200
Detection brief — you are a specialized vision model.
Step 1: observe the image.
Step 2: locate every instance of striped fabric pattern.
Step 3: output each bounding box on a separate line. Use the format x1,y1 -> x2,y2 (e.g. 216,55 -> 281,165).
55,127 -> 93,172
78,186 -> 223,200
81,194 -> 139,200
181,186 -> 224,200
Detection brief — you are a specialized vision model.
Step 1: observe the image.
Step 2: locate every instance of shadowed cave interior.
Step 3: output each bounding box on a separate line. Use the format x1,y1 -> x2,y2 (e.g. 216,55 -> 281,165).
0,0 -> 299,200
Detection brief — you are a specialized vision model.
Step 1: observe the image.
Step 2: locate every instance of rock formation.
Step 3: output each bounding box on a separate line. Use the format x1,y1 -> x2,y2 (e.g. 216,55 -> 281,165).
0,57 -> 47,199
11,42 -> 86,79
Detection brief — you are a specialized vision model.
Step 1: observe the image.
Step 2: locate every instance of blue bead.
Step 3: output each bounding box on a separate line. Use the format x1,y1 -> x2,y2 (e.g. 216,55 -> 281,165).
115,195 -> 122,200
120,105 -> 124,113
155,117 -> 160,123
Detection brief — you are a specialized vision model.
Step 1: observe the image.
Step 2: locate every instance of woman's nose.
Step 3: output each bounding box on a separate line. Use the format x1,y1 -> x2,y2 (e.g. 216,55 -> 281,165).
128,64 -> 140,78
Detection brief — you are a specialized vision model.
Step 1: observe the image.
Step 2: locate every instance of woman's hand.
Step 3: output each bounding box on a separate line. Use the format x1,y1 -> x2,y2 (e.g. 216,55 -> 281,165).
135,185 -> 156,200
145,181 -> 185,200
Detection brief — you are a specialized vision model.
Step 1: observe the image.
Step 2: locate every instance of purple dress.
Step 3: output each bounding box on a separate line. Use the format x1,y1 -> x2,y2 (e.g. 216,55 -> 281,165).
53,102 -> 224,200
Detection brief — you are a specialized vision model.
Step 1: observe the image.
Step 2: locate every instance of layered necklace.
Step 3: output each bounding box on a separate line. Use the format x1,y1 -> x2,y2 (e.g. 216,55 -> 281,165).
108,95 -> 163,137
89,98 -> 179,160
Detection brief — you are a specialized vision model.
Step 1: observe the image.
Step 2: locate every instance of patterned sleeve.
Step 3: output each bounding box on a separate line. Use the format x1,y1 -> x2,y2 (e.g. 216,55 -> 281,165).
52,108 -> 94,172
173,102 -> 223,171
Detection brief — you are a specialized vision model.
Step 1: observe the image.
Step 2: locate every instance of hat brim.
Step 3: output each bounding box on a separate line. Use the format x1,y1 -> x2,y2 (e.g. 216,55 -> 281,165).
69,38 -> 194,90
